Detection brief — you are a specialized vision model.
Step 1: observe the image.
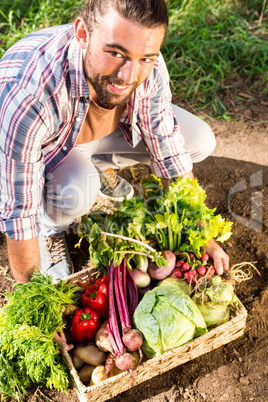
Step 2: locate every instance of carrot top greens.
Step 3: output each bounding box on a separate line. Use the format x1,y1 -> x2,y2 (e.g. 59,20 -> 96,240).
0,270 -> 80,400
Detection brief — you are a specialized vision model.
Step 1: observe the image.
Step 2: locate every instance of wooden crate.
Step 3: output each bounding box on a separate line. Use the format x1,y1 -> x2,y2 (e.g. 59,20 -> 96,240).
63,267 -> 247,402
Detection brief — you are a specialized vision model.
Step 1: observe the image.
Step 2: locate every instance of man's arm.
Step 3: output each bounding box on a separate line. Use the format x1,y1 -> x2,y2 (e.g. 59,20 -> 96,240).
6,237 -> 40,283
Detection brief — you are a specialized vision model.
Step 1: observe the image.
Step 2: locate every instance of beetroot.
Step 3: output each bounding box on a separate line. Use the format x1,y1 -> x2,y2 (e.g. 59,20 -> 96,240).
107,258 -> 143,372
115,353 -> 134,371
148,250 -> 176,280
122,327 -> 143,352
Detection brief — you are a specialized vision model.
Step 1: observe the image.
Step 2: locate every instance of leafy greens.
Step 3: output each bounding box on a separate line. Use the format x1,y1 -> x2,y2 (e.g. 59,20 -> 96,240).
0,271 -> 80,400
77,176 -> 232,269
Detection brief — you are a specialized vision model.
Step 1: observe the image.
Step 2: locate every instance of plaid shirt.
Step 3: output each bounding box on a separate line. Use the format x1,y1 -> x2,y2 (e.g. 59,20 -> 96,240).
0,24 -> 192,240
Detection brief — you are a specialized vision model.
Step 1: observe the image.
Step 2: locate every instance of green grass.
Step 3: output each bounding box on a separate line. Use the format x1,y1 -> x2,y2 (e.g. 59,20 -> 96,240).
0,0 -> 267,117
0,0 -> 83,54
162,0 -> 268,115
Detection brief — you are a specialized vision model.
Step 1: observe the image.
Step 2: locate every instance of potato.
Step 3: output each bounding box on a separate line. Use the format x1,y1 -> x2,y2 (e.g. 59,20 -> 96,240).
71,344 -> 87,369
72,355 -> 84,369
75,344 -> 107,366
108,366 -> 122,378
95,321 -> 113,353
89,365 -> 108,386
78,364 -> 95,383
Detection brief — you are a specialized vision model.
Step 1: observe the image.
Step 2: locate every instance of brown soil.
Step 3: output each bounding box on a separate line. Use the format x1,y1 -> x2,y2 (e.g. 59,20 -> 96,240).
0,101 -> 267,401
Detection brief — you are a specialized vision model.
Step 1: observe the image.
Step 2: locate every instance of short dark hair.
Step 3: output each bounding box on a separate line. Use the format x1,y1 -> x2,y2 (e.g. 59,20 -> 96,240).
79,0 -> 169,32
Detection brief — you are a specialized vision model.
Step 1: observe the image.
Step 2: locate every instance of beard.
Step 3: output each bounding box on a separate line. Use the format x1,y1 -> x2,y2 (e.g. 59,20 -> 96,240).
83,48 -> 139,108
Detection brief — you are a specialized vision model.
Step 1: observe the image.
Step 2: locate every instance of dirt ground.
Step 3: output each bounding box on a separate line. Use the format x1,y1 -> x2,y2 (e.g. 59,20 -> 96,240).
0,98 -> 267,401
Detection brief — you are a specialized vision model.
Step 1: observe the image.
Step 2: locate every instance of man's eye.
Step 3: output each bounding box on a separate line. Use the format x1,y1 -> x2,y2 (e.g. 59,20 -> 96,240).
110,51 -> 123,58
140,58 -> 154,63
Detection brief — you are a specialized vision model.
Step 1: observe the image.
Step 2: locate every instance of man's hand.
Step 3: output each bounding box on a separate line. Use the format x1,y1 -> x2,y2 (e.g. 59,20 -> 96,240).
205,238 -> 229,275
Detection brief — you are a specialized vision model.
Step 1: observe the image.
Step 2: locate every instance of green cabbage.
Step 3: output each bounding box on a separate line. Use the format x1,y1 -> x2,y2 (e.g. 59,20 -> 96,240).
133,286 -> 207,358
156,277 -> 193,295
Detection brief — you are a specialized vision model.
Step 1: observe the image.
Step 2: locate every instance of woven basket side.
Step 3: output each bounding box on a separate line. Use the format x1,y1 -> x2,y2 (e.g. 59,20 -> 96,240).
65,266 -> 99,285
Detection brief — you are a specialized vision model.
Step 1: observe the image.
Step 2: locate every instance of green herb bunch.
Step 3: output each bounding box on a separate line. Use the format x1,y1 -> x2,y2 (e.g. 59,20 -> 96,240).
0,270 -> 80,400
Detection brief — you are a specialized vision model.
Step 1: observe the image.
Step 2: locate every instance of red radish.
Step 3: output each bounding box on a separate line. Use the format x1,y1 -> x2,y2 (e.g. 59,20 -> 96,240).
184,271 -> 190,280
201,253 -> 209,262
176,260 -> 184,269
189,253 -> 195,259
189,269 -> 197,277
182,262 -> 190,271
148,250 -> 176,280
197,266 -> 207,275
172,268 -> 184,279
207,266 -> 215,276
184,271 -> 194,284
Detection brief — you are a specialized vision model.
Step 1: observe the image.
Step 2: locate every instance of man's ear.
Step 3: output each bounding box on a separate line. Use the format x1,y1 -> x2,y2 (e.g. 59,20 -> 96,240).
74,18 -> 88,49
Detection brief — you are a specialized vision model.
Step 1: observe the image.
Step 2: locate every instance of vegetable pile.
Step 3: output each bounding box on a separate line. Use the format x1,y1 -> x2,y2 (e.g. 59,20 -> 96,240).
65,176 -> 238,385
0,177 -> 240,396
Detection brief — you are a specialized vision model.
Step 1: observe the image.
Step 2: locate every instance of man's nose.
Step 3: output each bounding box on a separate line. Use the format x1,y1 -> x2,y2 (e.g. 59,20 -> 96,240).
117,60 -> 139,84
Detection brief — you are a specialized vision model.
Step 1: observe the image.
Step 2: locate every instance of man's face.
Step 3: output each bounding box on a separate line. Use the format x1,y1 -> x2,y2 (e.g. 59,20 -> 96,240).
77,10 -> 165,108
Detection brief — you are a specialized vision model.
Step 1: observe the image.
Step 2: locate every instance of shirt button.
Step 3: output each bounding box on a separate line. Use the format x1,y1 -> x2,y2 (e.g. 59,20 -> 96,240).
63,146 -> 67,151
76,117 -> 81,122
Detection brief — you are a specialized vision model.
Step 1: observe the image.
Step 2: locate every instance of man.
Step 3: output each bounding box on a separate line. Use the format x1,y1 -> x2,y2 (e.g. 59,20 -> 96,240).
0,0 -> 229,284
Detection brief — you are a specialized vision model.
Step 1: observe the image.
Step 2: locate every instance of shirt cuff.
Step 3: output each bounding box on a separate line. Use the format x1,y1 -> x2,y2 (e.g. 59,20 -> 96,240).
0,216 -> 39,241
151,153 -> 193,178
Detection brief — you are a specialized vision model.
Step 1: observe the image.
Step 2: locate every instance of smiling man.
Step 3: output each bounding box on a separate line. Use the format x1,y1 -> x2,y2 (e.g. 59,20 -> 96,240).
78,9 -> 165,107
0,0 -> 228,283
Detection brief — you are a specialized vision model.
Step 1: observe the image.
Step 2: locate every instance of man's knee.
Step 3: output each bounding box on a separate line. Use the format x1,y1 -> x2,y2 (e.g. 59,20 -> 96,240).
60,172 -> 100,217
172,104 -> 216,163
193,121 -> 216,162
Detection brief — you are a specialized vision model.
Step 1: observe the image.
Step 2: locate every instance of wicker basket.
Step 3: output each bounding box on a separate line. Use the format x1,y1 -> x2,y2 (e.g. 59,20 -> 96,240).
63,267 -> 247,402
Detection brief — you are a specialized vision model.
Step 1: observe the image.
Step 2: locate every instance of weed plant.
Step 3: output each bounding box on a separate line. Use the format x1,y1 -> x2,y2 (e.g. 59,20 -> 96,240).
0,0 -> 267,116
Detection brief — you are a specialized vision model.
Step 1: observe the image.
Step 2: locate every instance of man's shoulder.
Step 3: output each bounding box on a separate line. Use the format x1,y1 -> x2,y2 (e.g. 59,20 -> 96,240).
5,24 -> 74,53
0,24 -> 75,102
